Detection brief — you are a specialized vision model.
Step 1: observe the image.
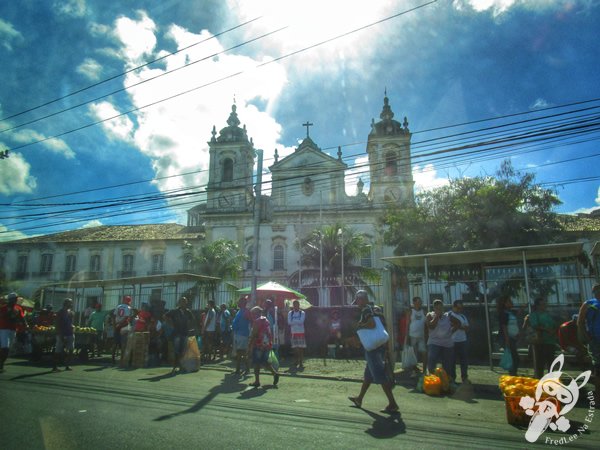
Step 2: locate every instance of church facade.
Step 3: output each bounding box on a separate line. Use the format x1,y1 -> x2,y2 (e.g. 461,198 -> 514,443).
188,94 -> 415,306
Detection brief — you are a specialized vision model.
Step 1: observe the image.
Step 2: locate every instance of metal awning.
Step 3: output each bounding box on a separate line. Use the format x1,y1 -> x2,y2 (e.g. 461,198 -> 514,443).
381,242 -> 584,268
41,272 -> 220,290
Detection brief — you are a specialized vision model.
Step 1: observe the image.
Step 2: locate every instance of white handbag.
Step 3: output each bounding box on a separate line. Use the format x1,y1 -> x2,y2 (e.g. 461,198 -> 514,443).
357,316 -> 389,351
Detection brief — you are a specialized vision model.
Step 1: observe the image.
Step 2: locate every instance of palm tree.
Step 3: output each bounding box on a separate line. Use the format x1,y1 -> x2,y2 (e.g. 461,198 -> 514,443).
183,239 -> 247,300
292,223 -> 380,305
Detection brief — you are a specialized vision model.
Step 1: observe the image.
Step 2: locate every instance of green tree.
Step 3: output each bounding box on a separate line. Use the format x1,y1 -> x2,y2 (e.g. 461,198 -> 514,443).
293,223 -> 380,304
183,239 -> 246,299
382,160 -> 563,254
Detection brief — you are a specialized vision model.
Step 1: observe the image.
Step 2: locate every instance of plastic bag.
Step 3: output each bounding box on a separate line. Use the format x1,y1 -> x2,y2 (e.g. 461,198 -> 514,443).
401,345 -> 417,370
416,374 -> 424,393
181,336 -> 201,372
500,348 -> 513,371
356,316 -> 389,351
268,349 -> 279,371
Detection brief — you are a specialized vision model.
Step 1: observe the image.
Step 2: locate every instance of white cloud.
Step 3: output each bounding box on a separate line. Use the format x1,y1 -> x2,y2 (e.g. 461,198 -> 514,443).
0,18 -> 23,51
530,98 -> 551,110
53,0 -> 87,18
114,11 -> 157,65
0,150 -> 37,195
89,102 -> 134,142
100,16 -> 288,203
413,164 -> 450,192
82,220 -> 103,229
0,224 -> 29,242
10,129 -> 75,159
76,57 -> 103,81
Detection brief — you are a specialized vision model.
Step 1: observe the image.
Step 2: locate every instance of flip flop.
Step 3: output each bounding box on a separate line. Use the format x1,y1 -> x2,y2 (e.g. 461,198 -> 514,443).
380,406 -> 400,414
348,396 -> 362,408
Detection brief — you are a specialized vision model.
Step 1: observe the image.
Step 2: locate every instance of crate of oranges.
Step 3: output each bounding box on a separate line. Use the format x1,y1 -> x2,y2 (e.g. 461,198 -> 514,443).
498,375 -> 560,425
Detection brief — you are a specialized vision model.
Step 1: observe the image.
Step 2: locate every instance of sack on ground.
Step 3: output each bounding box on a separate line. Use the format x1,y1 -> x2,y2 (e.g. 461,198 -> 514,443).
500,348 -> 513,371
356,316 -> 389,351
181,336 -> 201,372
401,345 -> 417,370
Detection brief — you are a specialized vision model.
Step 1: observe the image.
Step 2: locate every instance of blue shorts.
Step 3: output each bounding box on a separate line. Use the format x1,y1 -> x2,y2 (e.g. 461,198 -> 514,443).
252,348 -> 269,366
364,345 -> 387,384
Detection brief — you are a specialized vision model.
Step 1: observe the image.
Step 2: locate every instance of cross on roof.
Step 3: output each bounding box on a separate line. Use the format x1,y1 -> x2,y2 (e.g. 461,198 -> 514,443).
302,121 -> 313,138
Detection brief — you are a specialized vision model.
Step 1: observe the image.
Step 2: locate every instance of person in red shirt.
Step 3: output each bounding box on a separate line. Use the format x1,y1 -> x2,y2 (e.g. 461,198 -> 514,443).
0,292 -> 27,372
247,306 -> 279,388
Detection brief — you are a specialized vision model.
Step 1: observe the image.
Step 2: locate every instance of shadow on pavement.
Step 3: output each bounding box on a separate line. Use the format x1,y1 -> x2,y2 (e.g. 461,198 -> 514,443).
9,370 -> 56,381
362,409 -> 406,439
153,373 -> 248,421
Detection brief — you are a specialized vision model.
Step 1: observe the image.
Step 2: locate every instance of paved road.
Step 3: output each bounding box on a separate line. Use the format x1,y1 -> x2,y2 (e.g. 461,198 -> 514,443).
0,361 -> 596,449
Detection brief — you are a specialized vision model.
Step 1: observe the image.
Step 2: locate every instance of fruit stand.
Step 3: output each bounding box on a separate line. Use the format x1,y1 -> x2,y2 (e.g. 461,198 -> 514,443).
498,375 -> 561,425
30,325 -> 97,361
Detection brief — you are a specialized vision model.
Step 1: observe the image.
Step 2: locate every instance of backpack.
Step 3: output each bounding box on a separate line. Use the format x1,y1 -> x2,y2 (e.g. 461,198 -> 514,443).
585,298 -> 600,339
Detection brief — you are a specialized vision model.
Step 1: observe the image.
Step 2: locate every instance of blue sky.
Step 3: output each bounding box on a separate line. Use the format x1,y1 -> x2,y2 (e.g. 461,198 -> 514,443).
0,0 -> 599,241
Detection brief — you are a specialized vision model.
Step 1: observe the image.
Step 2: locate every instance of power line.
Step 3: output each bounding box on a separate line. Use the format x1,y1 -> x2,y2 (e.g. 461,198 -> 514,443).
0,16 -> 263,123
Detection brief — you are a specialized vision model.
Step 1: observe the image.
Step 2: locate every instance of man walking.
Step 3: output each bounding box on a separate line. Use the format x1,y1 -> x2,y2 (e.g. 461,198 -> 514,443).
247,306 -> 279,388
348,290 -> 399,414
53,298 -> 75,372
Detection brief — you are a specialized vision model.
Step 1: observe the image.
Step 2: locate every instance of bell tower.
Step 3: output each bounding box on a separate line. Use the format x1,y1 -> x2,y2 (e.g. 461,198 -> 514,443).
367,93 -> 414,205
206,103 -> 256,212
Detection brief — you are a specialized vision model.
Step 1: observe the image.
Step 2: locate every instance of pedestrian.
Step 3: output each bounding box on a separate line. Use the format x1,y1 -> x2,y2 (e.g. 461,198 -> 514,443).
525,297 -> 557,379
407,296 -> 427,373
577,283 -> 600,393
449,300 -> 470,384
53,298 -> 75,372
203,300 -> 217,361
497,295 -> 520,376
112,296 -> 134,365
0,292 -> 27,373
288,300 -> 306,370
247,306 -> 279,388
329,309 -> 343,356
426,299 -> 457,377
218,303 -> 232,359
232,297 -> 251,376
348,290 -> 399,414
88,304 -> 108,357
166,297 -> 196,374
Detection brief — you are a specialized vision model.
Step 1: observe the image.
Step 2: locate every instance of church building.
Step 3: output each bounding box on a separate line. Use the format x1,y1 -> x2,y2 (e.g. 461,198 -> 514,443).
187,94 -> 415,306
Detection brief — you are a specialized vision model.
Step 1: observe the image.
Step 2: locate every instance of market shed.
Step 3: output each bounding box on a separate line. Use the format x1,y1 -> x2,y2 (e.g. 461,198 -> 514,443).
39,272 -> 220,317
382,242 -> 593,368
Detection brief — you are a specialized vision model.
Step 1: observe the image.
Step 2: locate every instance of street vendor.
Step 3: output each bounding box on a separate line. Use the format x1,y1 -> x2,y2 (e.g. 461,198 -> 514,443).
0,292 -> 27,373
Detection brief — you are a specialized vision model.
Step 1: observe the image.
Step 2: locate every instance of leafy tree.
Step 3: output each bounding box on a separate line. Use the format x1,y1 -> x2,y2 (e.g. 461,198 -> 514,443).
183,239 -> 246,299
382,160 -> 563,255
293,223 -> 380,304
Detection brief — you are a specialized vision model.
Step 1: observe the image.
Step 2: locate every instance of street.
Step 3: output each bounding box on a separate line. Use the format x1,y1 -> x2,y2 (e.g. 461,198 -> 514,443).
0,359 -> 596,449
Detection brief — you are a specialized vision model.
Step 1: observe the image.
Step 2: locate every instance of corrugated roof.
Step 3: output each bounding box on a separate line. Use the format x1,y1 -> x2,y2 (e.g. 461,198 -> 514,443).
2,224 -> 202,244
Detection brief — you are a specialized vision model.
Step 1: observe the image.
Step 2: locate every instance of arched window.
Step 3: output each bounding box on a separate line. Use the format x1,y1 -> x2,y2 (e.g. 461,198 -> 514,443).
273,244 -> 285,271
385,152 -> 398,176
222,158 -> 233,182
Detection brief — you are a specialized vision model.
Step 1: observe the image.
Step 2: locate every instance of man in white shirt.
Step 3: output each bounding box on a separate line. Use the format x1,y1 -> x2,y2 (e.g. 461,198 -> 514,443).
203,300 -> 217,361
